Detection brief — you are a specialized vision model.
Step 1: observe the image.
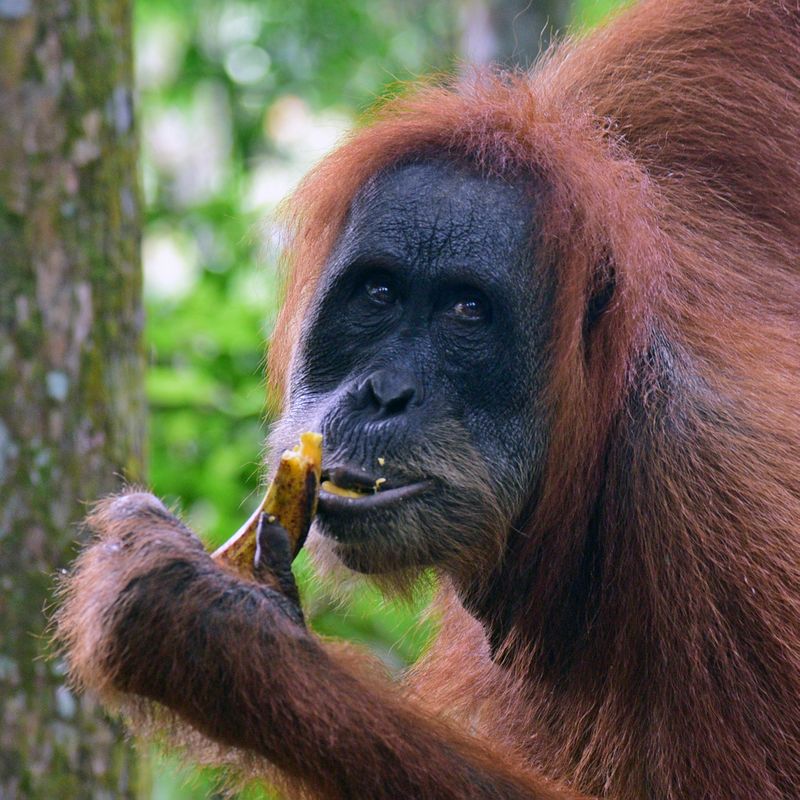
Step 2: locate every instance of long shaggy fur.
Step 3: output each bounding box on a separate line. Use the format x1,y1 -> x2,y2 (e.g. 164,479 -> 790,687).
271,1 -> 800,797
57,493 -> 577,799
57,2 -> 799,798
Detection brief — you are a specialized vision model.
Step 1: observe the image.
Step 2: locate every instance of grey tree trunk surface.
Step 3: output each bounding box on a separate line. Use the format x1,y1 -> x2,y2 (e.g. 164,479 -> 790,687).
0,1 -> 145,797
460,0 -> 573,68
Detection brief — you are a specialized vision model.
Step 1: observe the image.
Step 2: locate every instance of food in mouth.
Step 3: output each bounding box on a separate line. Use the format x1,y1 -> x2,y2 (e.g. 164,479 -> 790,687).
212,431 -> 322,578
320,475 -> 387,498
321,480 -> 366,499
318,463 -> 431,517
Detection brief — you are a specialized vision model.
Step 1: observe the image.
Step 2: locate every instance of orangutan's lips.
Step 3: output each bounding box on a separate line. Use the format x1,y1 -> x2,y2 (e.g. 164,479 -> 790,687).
317,466 -> 430,513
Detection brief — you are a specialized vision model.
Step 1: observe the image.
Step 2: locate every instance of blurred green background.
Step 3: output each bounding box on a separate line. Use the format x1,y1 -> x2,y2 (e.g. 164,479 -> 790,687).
138,1 -> 624,796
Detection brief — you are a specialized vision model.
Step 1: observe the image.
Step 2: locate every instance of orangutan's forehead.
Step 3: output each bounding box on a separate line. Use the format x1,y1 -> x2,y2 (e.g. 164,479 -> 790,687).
334,159 -> 536,279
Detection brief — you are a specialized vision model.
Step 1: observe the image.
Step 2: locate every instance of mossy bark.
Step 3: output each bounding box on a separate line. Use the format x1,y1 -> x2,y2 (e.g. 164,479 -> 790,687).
0,1 -> 145,797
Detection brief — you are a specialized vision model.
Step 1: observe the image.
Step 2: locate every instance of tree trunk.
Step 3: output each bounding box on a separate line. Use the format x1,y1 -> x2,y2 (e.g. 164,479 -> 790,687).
460,0 -> 573,68
0,1 -> 144,797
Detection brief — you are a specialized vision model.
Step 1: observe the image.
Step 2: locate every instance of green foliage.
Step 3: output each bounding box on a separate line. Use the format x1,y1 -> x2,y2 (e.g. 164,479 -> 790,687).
139,1 -> 627,796
572,0 -> 631,29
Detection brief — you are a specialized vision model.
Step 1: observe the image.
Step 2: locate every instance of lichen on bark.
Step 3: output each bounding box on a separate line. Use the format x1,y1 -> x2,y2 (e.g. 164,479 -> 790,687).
0,1 -> 144,797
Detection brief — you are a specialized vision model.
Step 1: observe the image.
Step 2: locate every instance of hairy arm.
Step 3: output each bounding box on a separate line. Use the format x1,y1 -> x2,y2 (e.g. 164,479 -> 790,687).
57,492 -> 580,800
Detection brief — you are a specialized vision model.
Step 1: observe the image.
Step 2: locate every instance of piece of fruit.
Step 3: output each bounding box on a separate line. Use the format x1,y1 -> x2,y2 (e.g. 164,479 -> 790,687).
320,480 -> 364,499
212,432 -> 322,579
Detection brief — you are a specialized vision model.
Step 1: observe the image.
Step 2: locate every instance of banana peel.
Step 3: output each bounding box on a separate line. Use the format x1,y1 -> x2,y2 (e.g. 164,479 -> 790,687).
212,432 -> 322,579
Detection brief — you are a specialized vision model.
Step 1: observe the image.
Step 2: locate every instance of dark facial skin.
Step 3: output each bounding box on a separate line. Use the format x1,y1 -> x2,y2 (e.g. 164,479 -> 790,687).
269,159 -> 552,588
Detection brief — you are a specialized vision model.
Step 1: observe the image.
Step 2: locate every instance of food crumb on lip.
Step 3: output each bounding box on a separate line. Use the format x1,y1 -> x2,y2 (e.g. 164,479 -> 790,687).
374,477 -> 387,492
